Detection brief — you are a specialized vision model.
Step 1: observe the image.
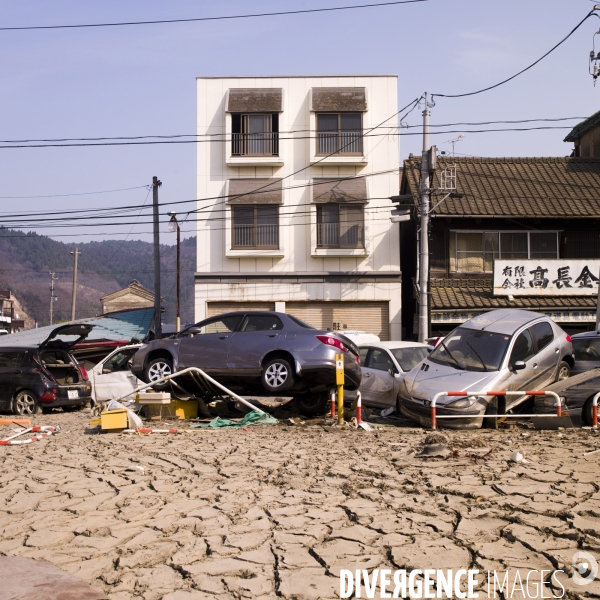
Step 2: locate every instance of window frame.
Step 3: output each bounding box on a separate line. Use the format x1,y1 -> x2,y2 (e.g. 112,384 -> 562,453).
316,112 -> 363,156
231,113 -> 279,157
316,203 -> 364,249
449,230 -> 561,273
231,205 -> 279,250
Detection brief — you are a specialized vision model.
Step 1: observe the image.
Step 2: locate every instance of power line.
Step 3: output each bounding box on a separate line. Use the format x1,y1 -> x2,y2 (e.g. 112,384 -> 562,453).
0,185 -> 148,200
0,1 -> 427,31
433,9 -> 600,100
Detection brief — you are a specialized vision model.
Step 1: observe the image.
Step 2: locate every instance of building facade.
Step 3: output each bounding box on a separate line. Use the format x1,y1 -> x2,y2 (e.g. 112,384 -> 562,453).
101,280 -> 155,314
400,156 -> 600,338
195,76 -> 401,340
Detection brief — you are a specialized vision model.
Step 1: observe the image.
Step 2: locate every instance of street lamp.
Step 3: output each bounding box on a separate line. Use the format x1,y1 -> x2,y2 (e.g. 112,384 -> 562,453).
168,212 -> 181,332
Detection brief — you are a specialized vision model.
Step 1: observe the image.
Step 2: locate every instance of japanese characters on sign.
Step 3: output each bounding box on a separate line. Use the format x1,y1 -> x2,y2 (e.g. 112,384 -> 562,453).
493,260 -> 600,296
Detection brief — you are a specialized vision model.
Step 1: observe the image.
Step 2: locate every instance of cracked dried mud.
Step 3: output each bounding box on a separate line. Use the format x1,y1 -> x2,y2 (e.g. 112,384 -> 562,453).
1,413 -> 599,599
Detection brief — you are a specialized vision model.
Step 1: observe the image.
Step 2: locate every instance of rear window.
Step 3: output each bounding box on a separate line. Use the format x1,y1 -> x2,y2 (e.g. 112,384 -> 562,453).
0,351 -> 25,368
391,347 -> 429,372
288,315 -> 316,329
573,338 -> 600,361
531,321 -> 554,352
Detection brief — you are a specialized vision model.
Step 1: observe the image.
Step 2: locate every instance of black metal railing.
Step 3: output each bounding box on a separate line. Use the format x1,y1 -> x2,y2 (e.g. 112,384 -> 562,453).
317,131 -> 362,155
233,224 -> 279,248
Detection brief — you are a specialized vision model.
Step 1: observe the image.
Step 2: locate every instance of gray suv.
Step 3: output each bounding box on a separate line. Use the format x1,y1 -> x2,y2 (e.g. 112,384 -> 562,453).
399,309 -> 574,429
131,311 -> 362,415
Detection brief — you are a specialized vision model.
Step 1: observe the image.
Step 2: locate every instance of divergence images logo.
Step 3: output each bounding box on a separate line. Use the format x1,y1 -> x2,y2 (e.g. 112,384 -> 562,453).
573,551 -> 598,586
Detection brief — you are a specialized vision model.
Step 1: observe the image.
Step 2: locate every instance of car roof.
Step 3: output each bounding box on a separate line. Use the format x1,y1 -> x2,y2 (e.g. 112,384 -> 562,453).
462,309 -> 545,335
359,341 -> 429,350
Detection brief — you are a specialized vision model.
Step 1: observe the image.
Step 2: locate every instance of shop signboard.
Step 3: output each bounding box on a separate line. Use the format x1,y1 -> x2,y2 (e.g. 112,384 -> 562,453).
493,260 -> 600,296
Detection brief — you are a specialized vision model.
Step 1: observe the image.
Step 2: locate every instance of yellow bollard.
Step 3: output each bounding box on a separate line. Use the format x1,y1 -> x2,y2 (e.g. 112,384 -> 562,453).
335,353 -> 344,424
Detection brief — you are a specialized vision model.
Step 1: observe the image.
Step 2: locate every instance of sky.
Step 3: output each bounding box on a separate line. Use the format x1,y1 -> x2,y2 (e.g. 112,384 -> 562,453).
0,0 -> 599,244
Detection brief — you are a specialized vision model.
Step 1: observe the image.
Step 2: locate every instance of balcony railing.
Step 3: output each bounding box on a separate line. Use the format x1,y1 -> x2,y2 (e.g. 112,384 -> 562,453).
317,223 -> 362,248
233,224 -> 279,248
317,131 -> 362,155
232,133 -> 279,157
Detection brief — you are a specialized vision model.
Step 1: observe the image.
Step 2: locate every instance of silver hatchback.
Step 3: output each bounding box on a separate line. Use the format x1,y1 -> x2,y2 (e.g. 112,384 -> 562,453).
399,309 -> 574,429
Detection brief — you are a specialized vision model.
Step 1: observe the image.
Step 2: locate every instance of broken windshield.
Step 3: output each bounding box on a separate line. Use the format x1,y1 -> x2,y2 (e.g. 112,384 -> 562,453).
428,327 -> 510,372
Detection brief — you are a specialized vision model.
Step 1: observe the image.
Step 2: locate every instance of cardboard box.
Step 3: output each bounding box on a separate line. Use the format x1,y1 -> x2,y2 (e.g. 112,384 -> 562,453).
101,409 -> 128,431
136,391 -> 171,405
145,399 -> 199,420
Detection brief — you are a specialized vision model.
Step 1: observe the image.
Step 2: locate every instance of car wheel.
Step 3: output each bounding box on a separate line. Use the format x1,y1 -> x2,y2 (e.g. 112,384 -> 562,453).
483,400 -> 499,430
295,392 -> 329,416
12,390 -> 40,416
555,361 -> 570,382
582,396 -> 597,427
261,358 -> 295,393
145,357 -> 173,391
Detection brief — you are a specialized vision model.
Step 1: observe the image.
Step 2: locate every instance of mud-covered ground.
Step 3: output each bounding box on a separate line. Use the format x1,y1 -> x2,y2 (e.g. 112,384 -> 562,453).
0,410 -> 599,600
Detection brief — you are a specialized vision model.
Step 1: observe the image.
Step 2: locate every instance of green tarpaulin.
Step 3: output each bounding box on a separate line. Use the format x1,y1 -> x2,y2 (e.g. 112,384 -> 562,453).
190,410 -> 278,429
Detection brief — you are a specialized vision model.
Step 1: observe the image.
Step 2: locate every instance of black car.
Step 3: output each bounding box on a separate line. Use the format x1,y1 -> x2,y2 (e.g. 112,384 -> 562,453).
0,324 -> 94,416
131,311 -> 362,415
536,367 -> 600,426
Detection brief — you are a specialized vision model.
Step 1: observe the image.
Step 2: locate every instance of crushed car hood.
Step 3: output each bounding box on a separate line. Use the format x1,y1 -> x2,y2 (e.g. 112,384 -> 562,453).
405,360 -> 499,402
39,323 -> 95,350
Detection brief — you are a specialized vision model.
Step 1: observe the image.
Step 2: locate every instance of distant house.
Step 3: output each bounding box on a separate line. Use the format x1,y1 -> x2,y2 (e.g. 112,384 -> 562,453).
400,156 -> 600,339
565,111 -> 600,157
101,280 -> 154,314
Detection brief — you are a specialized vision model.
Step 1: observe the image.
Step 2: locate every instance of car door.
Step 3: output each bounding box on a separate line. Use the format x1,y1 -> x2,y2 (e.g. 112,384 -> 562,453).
0,351 -> 25,409
92,347 -> 143,402
227,314 -> 284,372
361,348 -> 397,408
504,327 -> 539,409
177,315 -> 243,372
530,321 -> 559,387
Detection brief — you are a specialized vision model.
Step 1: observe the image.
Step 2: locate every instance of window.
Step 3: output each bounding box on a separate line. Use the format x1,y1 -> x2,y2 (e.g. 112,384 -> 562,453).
390,347 -> 429,372
573,337 -> 600,361
232,205 -> 279,249
316,113 -> 362,155
231,113 -> 279,156
449,231 -> 559,273
359,347 -> 370,365
189,316 -> 242,336
242,315 -> 283,332
531,322 -> 554,352
0,351 -> 24,368
103,348 -> 138,373
316,204 -> 364,248
510,330 -> 535,364
288,315 -> 316,329
366,348 -> 396,372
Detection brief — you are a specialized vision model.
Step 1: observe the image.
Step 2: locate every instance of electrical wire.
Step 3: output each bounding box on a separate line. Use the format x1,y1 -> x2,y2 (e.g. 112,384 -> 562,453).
0,185 -> 148,199
0,1 -> 427,31
432,9 -> 600,100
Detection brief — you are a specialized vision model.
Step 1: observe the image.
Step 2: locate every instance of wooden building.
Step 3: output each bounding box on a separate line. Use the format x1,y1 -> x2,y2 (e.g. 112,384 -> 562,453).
101,280 -> 154,314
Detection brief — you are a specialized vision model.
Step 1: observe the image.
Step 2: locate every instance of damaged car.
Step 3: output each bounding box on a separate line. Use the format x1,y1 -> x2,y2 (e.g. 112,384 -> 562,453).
399,309 -> 574,429
131,311 -> 361,415
0,323 -> 94,415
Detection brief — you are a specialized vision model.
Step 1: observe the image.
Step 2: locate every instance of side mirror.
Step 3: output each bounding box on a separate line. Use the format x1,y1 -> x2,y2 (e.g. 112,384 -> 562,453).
427,345 -> 435,354
102,368 -> 111,374
513,360 -> 526,371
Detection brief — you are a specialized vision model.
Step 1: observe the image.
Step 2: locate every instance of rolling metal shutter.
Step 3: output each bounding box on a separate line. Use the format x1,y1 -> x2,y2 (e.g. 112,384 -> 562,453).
207,302 -> 276,318
286,301 -> 389,341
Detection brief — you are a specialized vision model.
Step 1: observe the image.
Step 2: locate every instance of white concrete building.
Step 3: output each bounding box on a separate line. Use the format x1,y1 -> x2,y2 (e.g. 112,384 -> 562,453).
195,75 -> 401,340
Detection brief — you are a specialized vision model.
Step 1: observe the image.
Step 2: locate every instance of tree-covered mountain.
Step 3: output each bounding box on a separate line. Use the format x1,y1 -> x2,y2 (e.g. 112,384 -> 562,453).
0,228 -> 196,327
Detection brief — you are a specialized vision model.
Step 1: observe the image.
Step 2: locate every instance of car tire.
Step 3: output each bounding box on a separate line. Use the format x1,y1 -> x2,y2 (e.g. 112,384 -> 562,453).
483,400 -> 499,430
555,361 -> 570,382
295,392 -> 329,416
12,390 -> 40,416
261,358 -> 295,393
582,396 -> 596,427
144,357 -> 173,391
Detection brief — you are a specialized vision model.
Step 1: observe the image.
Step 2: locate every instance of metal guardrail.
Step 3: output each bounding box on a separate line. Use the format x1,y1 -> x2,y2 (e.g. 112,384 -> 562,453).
429,390 -> 562,430
111,367 -> 264,414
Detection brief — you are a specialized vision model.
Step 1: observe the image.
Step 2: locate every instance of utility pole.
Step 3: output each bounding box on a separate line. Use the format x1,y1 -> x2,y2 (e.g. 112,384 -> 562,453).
168,212 -> 181,332
49,271 -> 58,325
418,93 -> 431,343
70,248 -> 79,321
153,176 -> 163,339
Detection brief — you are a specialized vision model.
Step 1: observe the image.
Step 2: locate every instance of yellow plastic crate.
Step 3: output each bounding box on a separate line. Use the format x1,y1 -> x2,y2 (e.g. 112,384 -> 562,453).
100,409 -> 128,431
146,399 -> 198,420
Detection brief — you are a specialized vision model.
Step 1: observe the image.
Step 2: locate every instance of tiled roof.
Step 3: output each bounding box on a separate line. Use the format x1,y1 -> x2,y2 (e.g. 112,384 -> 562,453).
401,156 -> 600,218
564,110 -> 600,142
430,279 -> 598,311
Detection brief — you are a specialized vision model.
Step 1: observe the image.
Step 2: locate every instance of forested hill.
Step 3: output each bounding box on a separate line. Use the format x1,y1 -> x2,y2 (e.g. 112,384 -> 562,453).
0,229 -> 196,327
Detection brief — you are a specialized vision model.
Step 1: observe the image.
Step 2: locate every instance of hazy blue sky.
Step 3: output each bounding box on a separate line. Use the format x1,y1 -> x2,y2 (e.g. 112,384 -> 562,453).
0,0 -> 598,243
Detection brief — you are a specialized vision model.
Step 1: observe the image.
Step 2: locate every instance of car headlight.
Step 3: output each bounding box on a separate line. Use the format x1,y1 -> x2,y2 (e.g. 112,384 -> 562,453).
446,397 -> 476,409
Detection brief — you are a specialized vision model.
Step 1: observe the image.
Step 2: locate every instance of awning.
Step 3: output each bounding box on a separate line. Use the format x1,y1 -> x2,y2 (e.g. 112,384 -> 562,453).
310,87 -> 367,112
226,88 -> 283,113
227,179 -> 283,204
312,178 -> 368,203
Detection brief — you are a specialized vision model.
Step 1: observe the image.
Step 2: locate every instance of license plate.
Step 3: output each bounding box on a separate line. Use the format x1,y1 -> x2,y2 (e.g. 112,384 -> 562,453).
68,390 -> 79,399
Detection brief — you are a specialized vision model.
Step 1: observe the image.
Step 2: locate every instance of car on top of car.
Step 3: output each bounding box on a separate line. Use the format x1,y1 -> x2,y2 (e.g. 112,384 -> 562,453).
131,311 -> 362,415
398,309 -> 574,429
